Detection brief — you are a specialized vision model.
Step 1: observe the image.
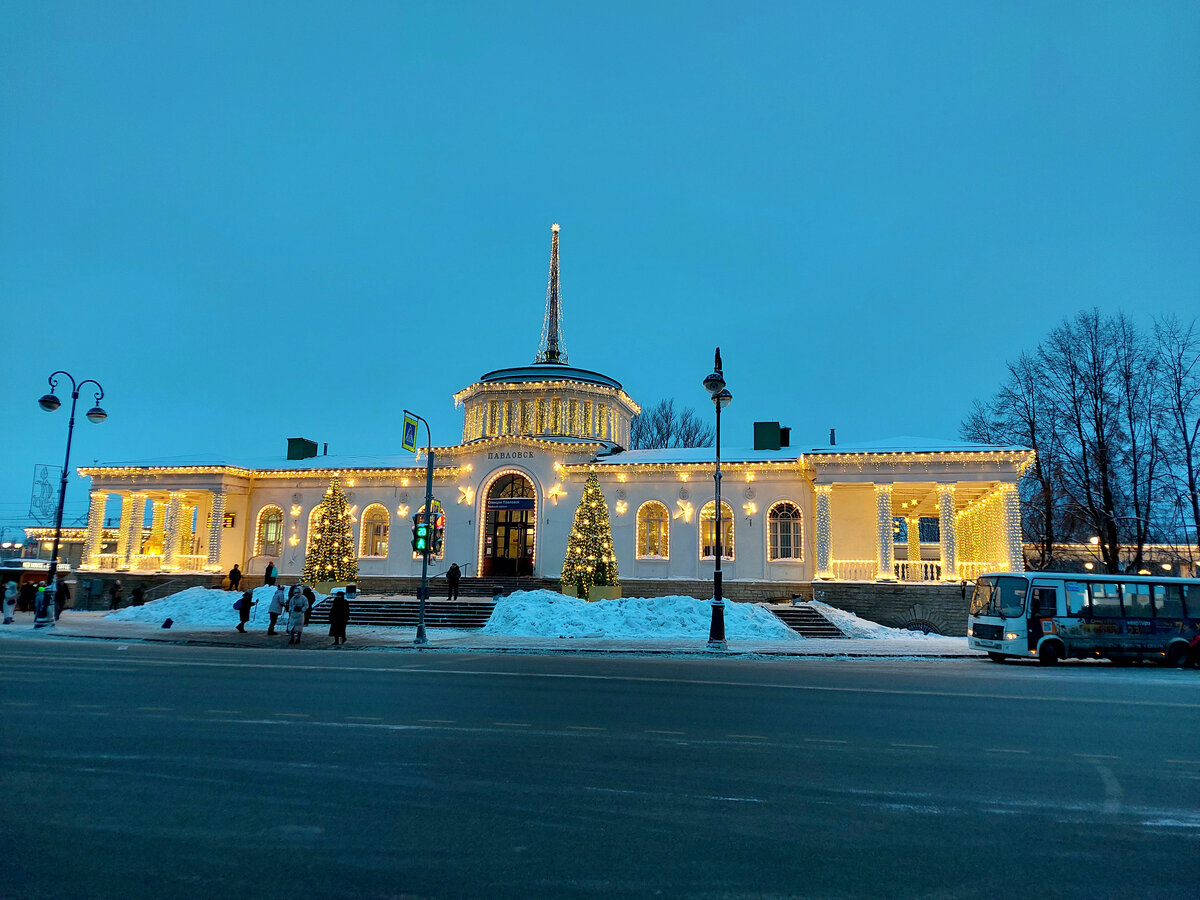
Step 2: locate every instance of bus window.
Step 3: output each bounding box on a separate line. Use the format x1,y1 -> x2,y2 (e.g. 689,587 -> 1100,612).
1030,586 -> 1059,617
1065,581 -> 1088,616
1122,583 -> 1152,618
1090,582 -> 1121,617
1153,584 -> 1182,618
969,576 -> 1028,618
1184,584 -> 1200,618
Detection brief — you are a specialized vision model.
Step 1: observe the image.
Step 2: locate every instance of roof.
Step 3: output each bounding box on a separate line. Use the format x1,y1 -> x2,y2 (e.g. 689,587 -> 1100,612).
807,436 -> 1029,454
474,363 -> 623,390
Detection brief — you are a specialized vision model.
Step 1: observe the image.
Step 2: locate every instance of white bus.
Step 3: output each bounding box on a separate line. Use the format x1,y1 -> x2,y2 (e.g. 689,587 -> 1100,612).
967,571 -> 1200,665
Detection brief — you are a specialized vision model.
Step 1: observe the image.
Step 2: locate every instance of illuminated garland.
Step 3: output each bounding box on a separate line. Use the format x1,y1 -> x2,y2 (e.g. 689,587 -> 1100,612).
874,485 -> 895,580
561,471 -> 619,597
813,485 -> 833,578
936,484 -> 958,580
81,493 -> 108,568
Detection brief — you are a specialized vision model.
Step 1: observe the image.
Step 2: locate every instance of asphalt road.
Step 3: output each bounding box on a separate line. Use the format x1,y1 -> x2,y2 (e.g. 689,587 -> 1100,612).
1,641 -> 1197,899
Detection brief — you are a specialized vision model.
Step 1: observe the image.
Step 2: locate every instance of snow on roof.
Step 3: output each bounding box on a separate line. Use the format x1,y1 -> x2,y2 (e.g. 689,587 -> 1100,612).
807,436 -> 1029,454
593,446 -> 799,465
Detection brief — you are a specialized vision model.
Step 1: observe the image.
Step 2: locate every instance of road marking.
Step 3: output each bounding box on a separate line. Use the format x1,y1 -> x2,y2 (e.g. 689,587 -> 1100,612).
985,748 -> 1030,754
1089,761 -> 1123,814
1075,753 -> 1120,760
493,722 -> 531,727
205,709 -> 241,714
566,725 -> 605,731
891,743 -> 936,749
417,718 -> 455,724
346,716 -> 383,722
4,701 -> 33,707
1166,760 -> 1200,766
805,738 -> 848,745
135,706 -> 173,712
727,734 -> 768,740
645,730 -> 685,735
71,704 -> 106,709
274,713 -> 309,718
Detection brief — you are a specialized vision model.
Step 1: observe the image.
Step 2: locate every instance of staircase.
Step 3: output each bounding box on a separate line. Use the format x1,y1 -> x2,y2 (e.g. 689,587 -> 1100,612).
766,603 -> 847,638
309,598 -> 495,628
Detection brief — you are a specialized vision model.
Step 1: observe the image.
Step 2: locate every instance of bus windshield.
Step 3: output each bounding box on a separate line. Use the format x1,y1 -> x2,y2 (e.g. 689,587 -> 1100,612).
970,576 -> 1029,619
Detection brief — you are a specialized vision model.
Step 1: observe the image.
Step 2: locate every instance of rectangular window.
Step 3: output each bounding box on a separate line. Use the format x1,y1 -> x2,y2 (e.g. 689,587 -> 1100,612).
1152,584 -> 1181,618
1184,584 -> 1200,618
1121,583 -> 1152,618
1065,581 -> 1089,616
1090,582 -> 1121,617
1030,586 -> 1058,618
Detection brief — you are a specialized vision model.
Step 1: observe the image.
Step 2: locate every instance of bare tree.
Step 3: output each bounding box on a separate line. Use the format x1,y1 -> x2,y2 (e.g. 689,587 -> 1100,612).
1155,315 -> 1200,563
629,398 -> 715,449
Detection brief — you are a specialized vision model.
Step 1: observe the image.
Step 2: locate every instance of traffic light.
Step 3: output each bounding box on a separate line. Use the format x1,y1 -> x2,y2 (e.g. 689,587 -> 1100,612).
411,518 -> 430,554
433,511 -> 445,554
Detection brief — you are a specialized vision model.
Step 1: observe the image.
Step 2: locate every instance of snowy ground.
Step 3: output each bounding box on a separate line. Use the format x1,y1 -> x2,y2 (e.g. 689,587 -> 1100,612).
105,584 -> 307,627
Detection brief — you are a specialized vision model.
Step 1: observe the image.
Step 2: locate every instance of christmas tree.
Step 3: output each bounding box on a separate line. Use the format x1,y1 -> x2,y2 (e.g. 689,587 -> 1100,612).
561,470 -> 619,598
302,473 -> 359,586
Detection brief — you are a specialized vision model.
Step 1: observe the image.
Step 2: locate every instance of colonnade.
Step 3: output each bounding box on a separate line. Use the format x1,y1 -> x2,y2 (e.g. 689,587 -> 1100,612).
80,489 -> 226,572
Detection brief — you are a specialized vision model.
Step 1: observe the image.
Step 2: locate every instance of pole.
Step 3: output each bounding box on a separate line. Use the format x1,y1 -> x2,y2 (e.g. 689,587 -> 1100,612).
34,390 -> 79,628
707,390 -> 726,650
415,425 -> 434,646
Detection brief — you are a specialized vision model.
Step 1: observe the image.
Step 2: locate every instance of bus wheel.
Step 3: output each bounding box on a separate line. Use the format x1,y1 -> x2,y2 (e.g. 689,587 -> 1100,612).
1038,642 -> 1061,666
1164,643 -> 1187,668
987,652 -> 1006,663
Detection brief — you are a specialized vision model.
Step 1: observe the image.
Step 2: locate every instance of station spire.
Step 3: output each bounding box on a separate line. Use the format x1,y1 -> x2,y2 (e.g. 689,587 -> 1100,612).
535,223 -> 567,364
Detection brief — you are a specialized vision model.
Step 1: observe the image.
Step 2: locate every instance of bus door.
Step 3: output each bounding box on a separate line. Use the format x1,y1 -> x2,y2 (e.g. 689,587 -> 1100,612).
1028,581 -> 1061,653
1120,582 -> 1154,653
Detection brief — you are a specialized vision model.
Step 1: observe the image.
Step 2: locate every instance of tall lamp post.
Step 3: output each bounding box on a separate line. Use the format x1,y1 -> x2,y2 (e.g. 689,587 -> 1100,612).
35,371 -> 107,628
703,348 -> 732,651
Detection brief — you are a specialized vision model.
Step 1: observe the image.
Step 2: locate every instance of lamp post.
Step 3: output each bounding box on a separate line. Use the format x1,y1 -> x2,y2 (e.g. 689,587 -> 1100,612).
703,348 -> 732,651
35,371 -> 107,628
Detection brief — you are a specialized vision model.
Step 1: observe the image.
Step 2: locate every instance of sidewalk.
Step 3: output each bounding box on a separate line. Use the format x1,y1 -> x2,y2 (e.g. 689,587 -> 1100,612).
0,611 -> 982,659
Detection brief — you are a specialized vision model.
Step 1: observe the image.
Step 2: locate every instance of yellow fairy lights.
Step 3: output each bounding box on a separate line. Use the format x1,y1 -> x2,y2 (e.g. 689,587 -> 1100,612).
615,500 -> 628,516
548,484 -> 567,505
674,500 -> 694,523
458,486 -> 475,506
397,504 -> 409,518
743,501 -> 757,517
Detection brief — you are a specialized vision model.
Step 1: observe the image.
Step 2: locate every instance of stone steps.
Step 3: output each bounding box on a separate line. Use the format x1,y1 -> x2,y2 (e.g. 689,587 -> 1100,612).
765,604 -> 847,638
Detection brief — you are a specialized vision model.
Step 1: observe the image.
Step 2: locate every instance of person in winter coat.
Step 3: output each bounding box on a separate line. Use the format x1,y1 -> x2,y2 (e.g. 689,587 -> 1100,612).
302,585 -> 316,614
236,590 -> 254,633
18,581 -> 36,612
287,587 -> 308,645
328,590 -> 350,646
228,564 -> 242,592
446,563 -> 461,601
108,581 -> 122,611
54,574 -> 70,620
268,585 -> 286,635
3,581 -> 16,624
264,561 -> 277,586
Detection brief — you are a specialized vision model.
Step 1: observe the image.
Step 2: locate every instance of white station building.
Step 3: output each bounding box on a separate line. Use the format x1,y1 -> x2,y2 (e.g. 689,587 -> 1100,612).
76,227 -> 1031,592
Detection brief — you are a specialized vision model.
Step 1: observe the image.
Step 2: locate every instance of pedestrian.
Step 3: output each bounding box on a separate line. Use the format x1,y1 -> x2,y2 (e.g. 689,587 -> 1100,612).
236,590 -> 254,633
447,562 -> 461,601
18,581 -> 35,612
54,573 -> 70,621
329,589 -> 350,646
268,585 -> 286,635
3,580 -> 16,624
228,564 -> 242,592
131,585 -> 145,606
302,585 -> 316,614
1186,631 -> 1200,669
108,580 -> 122,611
264,561 -> 277,587
287,587 -> 308,645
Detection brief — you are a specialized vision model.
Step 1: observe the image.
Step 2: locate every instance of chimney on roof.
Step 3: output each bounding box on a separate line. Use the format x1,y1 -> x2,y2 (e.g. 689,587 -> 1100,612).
323,443 -> 329,456
780,427 -> 790,448
753,422 -> 790,451
287,438 -> 318,461
829,428 -> 836,446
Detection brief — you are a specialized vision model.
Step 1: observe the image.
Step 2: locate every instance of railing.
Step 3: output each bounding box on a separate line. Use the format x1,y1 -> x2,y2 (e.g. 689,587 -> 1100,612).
830,559 -> 877,581
957,561 -> 1003,582
895,560 -> 942,582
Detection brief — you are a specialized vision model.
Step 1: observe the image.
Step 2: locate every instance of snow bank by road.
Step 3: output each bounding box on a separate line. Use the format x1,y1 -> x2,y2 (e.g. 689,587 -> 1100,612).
106,585 -> 305,627
481,590 -> 803,640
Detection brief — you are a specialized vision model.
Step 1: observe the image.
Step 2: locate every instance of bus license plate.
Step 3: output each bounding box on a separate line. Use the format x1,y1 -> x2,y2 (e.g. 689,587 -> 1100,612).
975,640 -> 1000,649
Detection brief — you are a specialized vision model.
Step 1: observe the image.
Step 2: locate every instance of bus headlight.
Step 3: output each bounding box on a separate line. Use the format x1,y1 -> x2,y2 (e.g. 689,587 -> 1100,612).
966,627 -> 973,637
1005,632 -> 1019,641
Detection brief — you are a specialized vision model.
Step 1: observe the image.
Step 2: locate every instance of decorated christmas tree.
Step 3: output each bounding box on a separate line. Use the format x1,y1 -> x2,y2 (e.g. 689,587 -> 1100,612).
302,472 -> 359,586
561,470 -> 619,597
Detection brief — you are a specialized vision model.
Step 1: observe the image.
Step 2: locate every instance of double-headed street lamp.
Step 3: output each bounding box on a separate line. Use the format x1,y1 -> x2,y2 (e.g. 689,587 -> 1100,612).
35,371 -> 107,628
703,348 -> 733,651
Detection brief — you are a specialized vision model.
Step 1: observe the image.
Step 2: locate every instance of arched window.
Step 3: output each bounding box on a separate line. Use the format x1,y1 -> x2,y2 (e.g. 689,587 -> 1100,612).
256,506 -> 284,558
699,500 -> 734,560
306,504 -> 325,553
768,501 -> 804,561
359,504 -> 390,558
636,501 -> 670,559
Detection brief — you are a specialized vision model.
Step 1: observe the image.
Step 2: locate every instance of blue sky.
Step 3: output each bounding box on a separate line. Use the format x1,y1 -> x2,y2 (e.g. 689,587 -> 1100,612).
2,1 -> 1197,532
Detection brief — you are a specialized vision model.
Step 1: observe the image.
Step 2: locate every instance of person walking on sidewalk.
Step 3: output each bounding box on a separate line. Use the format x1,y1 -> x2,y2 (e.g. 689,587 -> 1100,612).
328,589 -> 350,646
446,562 -> 461,601
286,587 -> 308,645
268,584 -> 286,634
236,590 -> 254,633
3,581 -> 16,624
228,564 -> 242,592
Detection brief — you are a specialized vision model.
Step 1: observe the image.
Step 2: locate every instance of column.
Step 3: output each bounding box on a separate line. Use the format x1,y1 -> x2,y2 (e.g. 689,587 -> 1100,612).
814,485 -> 833,579
118,493 -> 146,569
162,493 -> 184,570
998,483 -> 1024,573
149,501 -> 167,558
81,491 -> 108,568
906,516 -> 921,581
937,484 -> 958,580
206,491 -> 226,570
874,484 -> 895,581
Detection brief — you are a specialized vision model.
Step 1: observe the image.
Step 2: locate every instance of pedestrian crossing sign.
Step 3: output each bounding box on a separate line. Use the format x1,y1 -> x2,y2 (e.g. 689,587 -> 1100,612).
402,412 -> 419,453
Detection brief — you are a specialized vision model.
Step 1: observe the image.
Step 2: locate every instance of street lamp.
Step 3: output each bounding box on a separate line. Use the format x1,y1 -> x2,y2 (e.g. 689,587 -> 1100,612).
703,348 -> 732,651
34,371 -> 106,628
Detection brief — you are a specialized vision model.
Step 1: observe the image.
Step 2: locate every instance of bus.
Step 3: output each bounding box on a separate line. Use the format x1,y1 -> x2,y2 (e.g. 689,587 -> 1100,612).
967,571 -> 1200,666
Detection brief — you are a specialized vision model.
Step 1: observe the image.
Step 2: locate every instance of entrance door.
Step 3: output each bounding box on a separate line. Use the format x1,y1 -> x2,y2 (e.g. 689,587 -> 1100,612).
482,473 -> 536,577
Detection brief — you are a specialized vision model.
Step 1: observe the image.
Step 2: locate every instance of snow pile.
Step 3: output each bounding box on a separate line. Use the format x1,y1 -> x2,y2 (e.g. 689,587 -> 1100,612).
106,585 -> 309,626
805,600 -> 945,640
482,590 -> 803,641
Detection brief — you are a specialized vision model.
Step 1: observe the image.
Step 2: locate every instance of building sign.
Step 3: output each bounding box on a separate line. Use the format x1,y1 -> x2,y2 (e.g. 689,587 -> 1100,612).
223,513 -> 236,528
487,451 -> 535,460
486,498 -> 536,511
